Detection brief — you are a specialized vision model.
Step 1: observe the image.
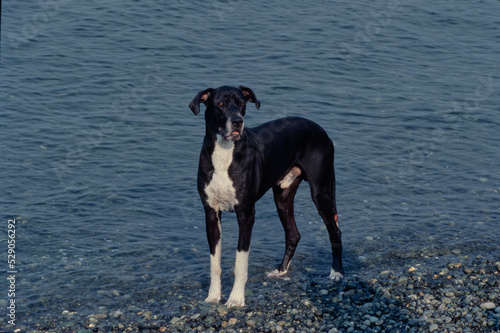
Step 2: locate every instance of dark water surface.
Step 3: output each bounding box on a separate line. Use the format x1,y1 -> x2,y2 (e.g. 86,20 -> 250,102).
1,0 -> 499,328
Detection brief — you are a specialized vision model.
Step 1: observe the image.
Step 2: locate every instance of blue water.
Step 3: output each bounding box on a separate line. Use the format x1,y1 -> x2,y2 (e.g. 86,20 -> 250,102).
1,0 -> 499,329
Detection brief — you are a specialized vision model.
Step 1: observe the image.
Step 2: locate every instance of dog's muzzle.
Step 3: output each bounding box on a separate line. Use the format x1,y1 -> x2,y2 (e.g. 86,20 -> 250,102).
221,116 -> 244,141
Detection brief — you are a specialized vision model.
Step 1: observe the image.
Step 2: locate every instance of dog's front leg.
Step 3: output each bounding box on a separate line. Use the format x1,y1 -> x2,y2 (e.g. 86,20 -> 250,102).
205,207 -> 222,304
226,206 -> 255,307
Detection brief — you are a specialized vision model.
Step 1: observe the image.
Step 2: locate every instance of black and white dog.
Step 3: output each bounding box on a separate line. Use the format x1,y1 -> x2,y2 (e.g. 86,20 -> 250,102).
189,85 -> 344,307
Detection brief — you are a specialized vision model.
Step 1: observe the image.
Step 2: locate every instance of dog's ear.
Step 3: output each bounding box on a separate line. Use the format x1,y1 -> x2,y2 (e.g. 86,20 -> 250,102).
238,86 -> 261,110
189,88 -> 214,115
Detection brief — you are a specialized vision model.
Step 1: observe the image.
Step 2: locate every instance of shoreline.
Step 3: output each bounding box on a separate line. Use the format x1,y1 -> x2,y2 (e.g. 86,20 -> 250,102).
12,254 -> 500,332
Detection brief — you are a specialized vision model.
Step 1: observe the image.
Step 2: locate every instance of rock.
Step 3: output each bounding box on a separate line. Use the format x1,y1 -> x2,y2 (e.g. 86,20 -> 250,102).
486,277 -> 497,287
480,302 -> 496,310
442,297 -> 452,304
246,319 -> 256,327
313,309 -> 323,318
205,316 -> 214,325
112,310 -> 123,318
448,262 -> 462,269
463,267 -> 474,274
142,311 -> 153,319
408,319 -> 420,326
429,323 -> 439,332
217,305 -> 228,316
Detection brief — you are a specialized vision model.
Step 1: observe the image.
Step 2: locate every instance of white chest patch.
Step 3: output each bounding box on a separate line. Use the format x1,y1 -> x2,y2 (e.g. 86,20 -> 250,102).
205,136 -> 239,212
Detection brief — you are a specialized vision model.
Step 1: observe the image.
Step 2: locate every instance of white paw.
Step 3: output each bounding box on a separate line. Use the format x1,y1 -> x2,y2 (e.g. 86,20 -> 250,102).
204,295 -> 220,304
329,268 -> 344,281
225,297 -> 245,307
267,269 -> 288,277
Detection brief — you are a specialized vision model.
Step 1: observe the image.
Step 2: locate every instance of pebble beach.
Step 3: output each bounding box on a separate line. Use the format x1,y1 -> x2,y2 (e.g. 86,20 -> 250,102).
16,254 -> 499,333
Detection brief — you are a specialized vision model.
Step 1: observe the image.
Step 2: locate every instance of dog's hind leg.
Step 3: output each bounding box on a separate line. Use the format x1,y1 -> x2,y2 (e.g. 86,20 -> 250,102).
268,173 -> 302,277
309,169 -> 344,281
302,141 -> 344,280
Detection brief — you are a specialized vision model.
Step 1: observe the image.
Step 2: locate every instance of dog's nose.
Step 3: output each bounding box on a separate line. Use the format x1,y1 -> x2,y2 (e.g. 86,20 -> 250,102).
232,117 -> 244,129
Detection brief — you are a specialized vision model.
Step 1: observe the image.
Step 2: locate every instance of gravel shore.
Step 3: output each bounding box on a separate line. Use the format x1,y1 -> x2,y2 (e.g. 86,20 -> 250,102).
17,255 -> 500,333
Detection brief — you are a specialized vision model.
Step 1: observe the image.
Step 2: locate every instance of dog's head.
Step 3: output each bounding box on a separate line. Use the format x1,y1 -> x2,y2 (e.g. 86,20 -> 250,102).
189,85 -> 260,141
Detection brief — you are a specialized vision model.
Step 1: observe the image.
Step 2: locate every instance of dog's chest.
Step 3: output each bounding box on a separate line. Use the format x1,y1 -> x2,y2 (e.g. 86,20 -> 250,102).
204,139 -> 239,212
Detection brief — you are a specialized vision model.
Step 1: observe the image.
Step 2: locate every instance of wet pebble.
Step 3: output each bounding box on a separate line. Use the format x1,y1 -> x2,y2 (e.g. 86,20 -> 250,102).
111,309 -> 123,318
217,304 -> 228,316
481,302 -> 496,310
429,323 -> 439,332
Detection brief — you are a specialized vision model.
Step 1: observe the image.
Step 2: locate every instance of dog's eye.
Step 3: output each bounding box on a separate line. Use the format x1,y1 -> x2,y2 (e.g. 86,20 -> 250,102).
240,101 -> 244,106
218,102 -> 224,107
